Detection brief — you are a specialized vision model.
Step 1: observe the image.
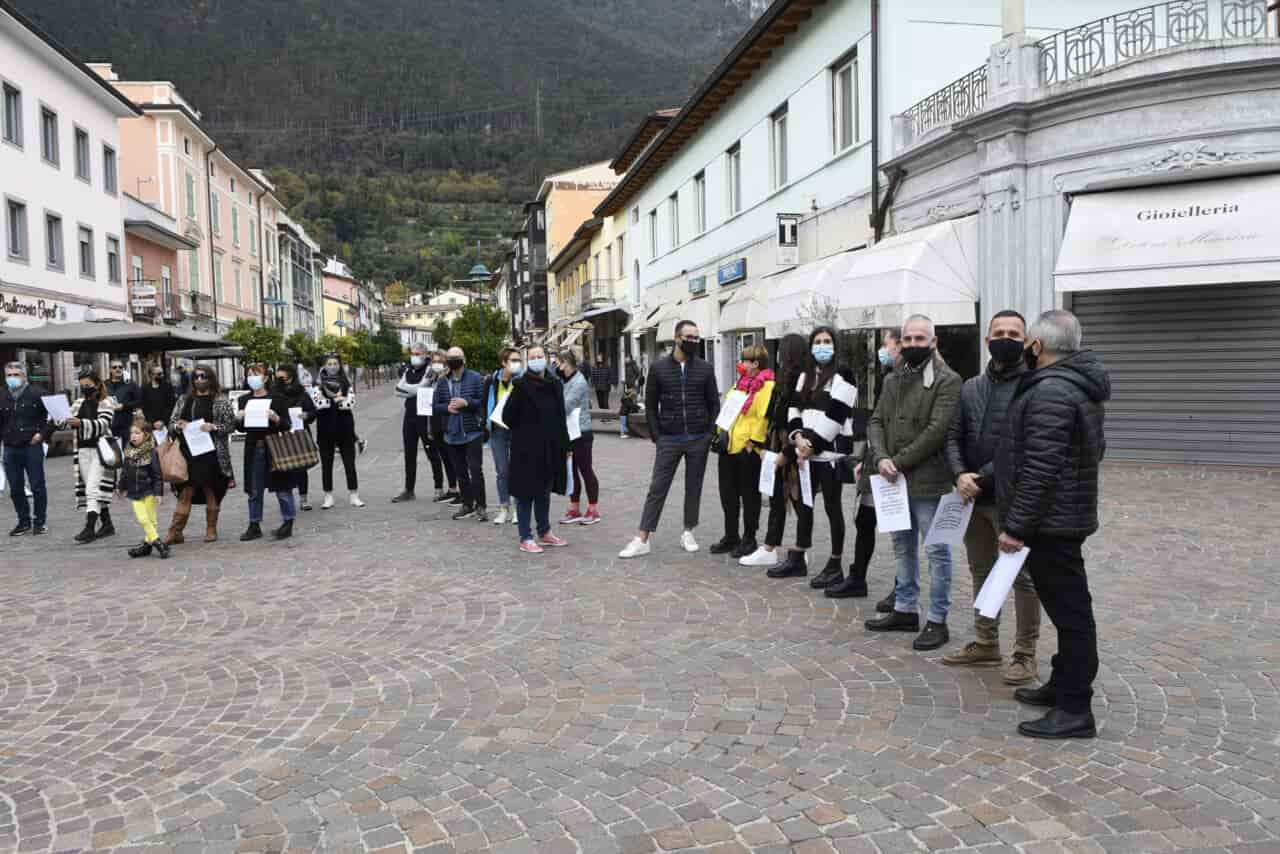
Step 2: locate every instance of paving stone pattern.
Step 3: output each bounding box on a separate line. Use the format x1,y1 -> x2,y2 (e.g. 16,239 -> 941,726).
1,386 -> 1277,853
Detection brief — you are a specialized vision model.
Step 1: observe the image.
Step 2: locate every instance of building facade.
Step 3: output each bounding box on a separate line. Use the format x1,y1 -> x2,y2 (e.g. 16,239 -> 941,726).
121,191 -> 197,324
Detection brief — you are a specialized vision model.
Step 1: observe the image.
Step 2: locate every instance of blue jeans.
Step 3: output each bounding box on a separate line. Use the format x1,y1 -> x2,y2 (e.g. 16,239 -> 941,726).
4,443 -> 47,527
489,426 -> 511,505
891,496 -> 953,624
248,446 -> 296,523
619,415 -> 628,436
517,488 -> 551,542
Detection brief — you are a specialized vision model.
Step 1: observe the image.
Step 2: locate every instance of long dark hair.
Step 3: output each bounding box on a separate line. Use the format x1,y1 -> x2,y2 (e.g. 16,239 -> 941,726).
804,326 -> 839,393
183,363 -> 220,399
776,333 -> 808,392
318,353 -> 350,398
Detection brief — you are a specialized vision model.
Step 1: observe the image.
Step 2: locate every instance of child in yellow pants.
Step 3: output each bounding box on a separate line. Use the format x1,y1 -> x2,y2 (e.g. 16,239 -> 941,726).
117,421 -> 170,559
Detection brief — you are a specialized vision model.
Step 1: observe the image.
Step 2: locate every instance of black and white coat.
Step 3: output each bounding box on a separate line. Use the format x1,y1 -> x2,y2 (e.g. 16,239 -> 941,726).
69,395 -> 119,512
786,367 -> 857,463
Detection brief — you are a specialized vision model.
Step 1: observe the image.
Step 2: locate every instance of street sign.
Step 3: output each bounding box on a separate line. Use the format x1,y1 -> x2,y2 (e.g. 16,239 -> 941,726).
131,284 -> 157,297
131,298 -> 157,309
777,214 -> 801,266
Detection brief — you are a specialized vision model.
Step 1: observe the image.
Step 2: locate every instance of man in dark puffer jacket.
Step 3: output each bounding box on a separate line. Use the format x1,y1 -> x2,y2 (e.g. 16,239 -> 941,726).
995,309 -> 1110,741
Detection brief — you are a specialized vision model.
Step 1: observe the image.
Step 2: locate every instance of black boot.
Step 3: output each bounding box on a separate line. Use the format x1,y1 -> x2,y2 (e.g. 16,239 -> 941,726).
913,620 -> 949,651
273,519 -> 294,540
1014,683 -> 1058,708
826,562 -> 869,598
239,522 -> 263,542
128,541 -> 152,558
96,507 -> 115,539
865,610 -> 919,632
709,535 -> 740,555
390,490 -> 415,503
767,550 -> 808,579
730,537 -> 757,559
809,557 -> 844,589
74,512 -> 99,544
875,586 -> 897,613
153,540 -> 170,559
1018,708 -> 1096,740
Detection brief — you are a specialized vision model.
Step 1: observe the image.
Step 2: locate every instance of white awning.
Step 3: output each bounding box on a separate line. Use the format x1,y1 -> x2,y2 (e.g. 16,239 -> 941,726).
719,277 -> 784,332
830,217 -> 979,330
764,253 -> 859,338
1055,174 -> 1280,292
656,295 -> 716,341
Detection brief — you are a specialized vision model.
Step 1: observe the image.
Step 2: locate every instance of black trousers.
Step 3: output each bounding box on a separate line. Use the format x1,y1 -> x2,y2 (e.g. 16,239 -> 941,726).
402,414 -> 446,492
852,502 -> 877,570
639,435 -> 711,533
718,450 -> 762,541
596,388 -> 610,409
764,459 -> 789,547
318,431 -> 358,492
792,460 -> 845,554
1025,535 -> 1098,714
446,437 -> 486,509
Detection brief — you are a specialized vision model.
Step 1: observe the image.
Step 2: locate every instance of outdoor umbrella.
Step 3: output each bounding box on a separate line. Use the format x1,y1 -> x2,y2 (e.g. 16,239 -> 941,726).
0,319 -> 224,353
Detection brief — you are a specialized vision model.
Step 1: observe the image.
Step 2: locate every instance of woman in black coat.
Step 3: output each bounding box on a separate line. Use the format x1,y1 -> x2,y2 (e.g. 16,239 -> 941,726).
502,345 -> 572,554
235,364 -> 296,542
273,364 -> 317,510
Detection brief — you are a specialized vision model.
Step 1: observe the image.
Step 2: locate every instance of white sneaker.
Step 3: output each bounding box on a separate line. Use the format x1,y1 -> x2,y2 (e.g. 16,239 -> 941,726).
493,506 -> 509,525
321,493 -> 335,510
509,504 -> 518,525
739,546 -> 779,567
349,493 -> 366,508
618,537 -> 651,559
681,531 -> 699,553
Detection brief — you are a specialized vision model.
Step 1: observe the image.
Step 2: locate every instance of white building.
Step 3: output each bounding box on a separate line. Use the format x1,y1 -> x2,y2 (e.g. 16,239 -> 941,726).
1,0 -> 141,386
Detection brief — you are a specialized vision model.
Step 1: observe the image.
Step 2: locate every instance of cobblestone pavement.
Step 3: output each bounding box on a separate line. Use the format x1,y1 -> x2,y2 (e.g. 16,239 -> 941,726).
1,386 -> 1277,854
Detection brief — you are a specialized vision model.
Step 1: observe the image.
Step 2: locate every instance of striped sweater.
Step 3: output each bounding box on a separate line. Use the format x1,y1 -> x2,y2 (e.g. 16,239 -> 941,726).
787,367 -> 857,462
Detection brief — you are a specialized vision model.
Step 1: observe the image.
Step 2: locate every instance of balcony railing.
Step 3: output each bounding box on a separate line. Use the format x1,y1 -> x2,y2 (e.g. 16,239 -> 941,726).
581,278 -> 624,308
189,291 -> 215,319
902,63 -> 988,140
159,290 -> 184,323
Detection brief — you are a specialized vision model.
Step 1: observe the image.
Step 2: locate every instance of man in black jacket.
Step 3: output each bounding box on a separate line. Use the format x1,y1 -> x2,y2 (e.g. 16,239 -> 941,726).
1,362 -> 54,536
106,357 -> 142,439
942,310 -> 1041,685
995,310 -> 1110,740
619,320 -> 719,558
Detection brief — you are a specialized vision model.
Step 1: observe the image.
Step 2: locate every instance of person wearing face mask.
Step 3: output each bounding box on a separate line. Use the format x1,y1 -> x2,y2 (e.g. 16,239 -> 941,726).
557,351 -> 601,527
432,346 -> 488,521
63,366 -> 121,543
619,320 -> 720,559
235,365 -> 296,541
941,310 -> 1042,685
869,328 -> 905,611
272,364 -> 317,510
312,354 -> 364,509
105,358 -> 142,440
995,310 -> 1110,740
502,345 -> 572,553
425,351 -> 461,504
709,346 -> 774,560
864,315 -> 962,652
141,364 -> 178,432
483,348 -> 521,524
392,342 -> 446,504
165,364 -> 235,545
1,361 -> 54,536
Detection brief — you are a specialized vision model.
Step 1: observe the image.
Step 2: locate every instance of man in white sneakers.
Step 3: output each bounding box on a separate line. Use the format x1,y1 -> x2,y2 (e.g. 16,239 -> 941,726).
619,320 -> 720,558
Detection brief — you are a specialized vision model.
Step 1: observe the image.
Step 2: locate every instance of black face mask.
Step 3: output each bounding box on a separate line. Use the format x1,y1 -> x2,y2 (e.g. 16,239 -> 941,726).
988,338 -> 1025,367
679,339 -> 700,357
1024,343 -> 1041,372
80,386 -> 97,399
901,346 -> 933,368
447,358 -> 464,372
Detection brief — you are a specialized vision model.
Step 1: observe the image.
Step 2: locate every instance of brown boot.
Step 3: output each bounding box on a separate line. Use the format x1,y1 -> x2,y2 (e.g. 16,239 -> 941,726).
204,500 -> 220,543
164,491 -> 193,546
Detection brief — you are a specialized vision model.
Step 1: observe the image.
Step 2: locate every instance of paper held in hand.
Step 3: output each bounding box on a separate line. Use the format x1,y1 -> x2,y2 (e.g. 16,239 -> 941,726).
974,547 -> 1031,618
924,490 -> 976,546
183,419 -> 216,456
288,407 -> 305,432
417,385 -> 434,417
40,394 -> 73,422
244,398 -> 272,428
714,390 -> 748,433
489,390 -> 509,428
566,408 -> 582,441
758,451 -> 778,496
798,459 -> 814,507
153,427 -> 168,446
869,473 -> 911,532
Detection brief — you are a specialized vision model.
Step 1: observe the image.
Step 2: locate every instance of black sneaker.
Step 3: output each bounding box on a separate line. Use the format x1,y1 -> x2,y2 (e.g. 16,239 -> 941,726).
300,497 -> 313,511
9,524 -> 32,537
433,490 -> 456,504
865,610 -> 920,632
32,525 -> 49,536
239,522 -> 263,542
766,551 -> 808,579
709,536 -> 740,555
473,507 -> 489,523
452,504 -> 476,520
447,494 -> 464,506
730,538 -> 757,559
875,588 -> 897,613
809,558 -> 844,589
913,621 -> 950,651
391,491 -> 416,503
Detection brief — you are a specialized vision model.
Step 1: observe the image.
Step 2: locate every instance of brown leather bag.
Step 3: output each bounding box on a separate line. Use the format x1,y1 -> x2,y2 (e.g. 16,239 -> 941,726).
159,438 -> 188,483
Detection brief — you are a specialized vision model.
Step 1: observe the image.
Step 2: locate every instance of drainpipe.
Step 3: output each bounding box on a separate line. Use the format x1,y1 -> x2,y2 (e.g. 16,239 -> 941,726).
204,143 -> 219,333
869,0 -> 882,243
256,190 -> 266,327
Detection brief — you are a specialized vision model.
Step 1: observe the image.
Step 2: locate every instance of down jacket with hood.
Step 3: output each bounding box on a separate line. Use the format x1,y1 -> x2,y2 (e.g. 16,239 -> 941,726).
944,359 -> 1028,503
995,350 -> 1111,541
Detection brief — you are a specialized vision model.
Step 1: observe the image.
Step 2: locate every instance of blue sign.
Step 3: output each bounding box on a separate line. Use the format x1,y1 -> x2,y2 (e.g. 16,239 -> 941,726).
717,258 -> 747,287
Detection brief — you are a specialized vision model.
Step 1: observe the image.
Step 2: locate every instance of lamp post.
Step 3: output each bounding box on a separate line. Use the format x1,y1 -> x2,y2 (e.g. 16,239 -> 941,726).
461,263 -> 492,364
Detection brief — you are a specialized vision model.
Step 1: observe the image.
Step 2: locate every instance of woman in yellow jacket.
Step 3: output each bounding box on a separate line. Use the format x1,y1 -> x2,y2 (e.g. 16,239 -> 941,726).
710,345 -> 775,558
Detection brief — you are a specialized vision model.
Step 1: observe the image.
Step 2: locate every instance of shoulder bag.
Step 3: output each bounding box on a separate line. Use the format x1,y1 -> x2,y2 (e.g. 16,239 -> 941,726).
266,429 -> 320,472
158,438 -> 188,483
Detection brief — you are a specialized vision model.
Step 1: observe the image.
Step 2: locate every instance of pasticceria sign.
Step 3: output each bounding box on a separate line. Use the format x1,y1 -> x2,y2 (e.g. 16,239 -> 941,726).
0,291 -> 65,321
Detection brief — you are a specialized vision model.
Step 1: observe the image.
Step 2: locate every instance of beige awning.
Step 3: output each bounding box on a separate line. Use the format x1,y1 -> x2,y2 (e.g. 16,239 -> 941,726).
764,252 -> 860,339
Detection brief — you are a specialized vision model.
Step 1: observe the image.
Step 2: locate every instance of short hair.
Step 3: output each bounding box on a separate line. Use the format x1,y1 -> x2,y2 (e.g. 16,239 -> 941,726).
561,350 -> 579,369
902,314 -> 935,338
432,350 -> 447,360
1028,310 -> 1083,354
989,309 -> 1026,331
4,361 -> 27,377
882,328 -> 901,343
740,345 -> 769,366
526,344 -> 547,359
674,319 -> 698,338
497,346 -> 515,363
409,341 -> 428,353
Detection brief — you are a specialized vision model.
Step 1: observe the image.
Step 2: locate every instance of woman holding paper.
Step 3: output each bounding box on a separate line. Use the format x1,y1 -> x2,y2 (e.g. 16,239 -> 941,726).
710,346 -> 774,559
65,366 -> 120,544
558,351 -> 601,526
502,346 -> 572,554
164,364 -> 235,544
235,365 -> 297,541
484,348 -> 520,524
274,364 -> 316,510
312,355 -> 364,509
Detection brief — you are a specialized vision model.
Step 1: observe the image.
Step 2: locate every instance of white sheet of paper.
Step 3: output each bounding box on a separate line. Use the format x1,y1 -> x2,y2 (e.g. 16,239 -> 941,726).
799,460 -> 814,507
0,459 -> 6,493
924,490 -> 977,546
870,473 -> 912,532
153,428 -> 168,446
417,386 -> 434,417
288,407 -> 305,432
758,451 -> 778,496
566,408 -> 582,442
975,548 -> 1031,618
715,390 -> 748,433
489,391 -> 510,428
40,394 -> 72,422
184,419 -> 215,456
244,398 -> 272,428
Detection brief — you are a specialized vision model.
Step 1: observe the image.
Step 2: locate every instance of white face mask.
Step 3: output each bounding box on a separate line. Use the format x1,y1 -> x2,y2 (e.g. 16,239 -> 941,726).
431,363 -> 447,375
410,355 -> 426,368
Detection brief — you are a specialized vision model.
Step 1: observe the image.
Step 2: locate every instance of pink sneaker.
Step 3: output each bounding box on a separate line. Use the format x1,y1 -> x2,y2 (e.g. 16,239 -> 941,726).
519,539 -> 544,554
539,533 -> 569,548
579,510 -> 602,526
559,509 -> 582,525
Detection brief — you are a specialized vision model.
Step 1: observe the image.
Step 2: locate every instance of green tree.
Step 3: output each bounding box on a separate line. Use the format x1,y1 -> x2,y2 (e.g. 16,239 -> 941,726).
285,330 -> 325,371
223,318 -> 284,367
373,326 -> 405,366
432,319 -> 453,351
318,333 -> 359,367
449,304 -> 508,373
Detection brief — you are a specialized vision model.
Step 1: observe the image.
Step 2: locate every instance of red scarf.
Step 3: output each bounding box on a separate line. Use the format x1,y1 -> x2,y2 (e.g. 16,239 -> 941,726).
735,368 -> 774,415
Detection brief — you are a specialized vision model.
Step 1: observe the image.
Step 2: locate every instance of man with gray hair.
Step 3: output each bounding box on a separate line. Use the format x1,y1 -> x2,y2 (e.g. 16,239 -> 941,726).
392,341 -> 448,503
995,309 -> 1110,740
1,361 -> 54,536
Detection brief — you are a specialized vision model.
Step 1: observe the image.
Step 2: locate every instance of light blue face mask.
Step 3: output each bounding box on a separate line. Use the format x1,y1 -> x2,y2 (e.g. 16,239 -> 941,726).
410,355 -> 426,368
5,376 -> 23,391
247,375 -> 264,391
811,343 -> 835,364
527,358 -> 547,375
878,348 -> 893,367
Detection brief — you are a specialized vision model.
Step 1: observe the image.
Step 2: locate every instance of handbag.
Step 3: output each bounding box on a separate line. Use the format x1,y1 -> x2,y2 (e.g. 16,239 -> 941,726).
97,435 -> 123,469
709,430 -> 728,455
158,438 -> 188,483
266,429 -> 319,472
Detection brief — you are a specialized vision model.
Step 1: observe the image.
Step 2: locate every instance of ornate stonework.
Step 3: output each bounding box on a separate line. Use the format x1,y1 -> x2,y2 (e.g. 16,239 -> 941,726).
1128,142 -> 1258,175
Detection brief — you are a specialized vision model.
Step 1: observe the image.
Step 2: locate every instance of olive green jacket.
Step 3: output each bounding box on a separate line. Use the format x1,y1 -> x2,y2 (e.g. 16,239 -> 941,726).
867,353 -> 962,498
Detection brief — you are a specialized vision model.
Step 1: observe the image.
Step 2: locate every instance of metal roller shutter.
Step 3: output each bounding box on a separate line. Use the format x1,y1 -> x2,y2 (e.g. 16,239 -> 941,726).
1071,284 -> 1280,467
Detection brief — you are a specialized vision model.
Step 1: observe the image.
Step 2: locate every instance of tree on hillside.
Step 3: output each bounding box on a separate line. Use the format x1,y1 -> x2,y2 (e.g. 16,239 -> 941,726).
224,318 -> 284,368
384,280 -> 409,306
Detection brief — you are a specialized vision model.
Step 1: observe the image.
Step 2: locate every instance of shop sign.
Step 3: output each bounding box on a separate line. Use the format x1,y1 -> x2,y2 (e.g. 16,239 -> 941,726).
777,214 -> 801,266
131,298 -> 157,310
688,275 -> 707,295
131,284 -> 158,297
1,291 -> 65,322
717,258 -> 747,287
